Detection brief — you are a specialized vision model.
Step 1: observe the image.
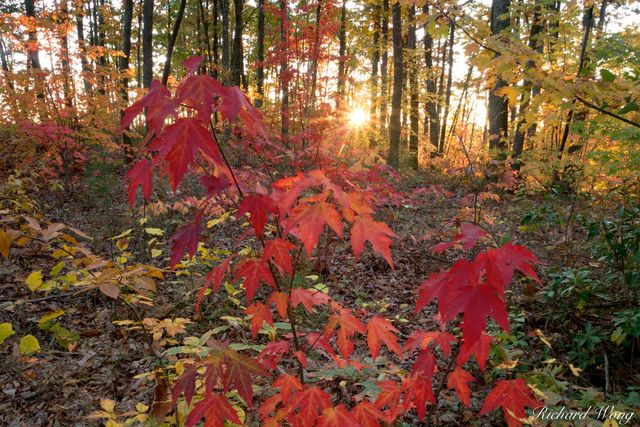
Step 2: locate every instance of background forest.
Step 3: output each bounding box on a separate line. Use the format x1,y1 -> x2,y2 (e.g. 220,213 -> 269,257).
0,0 -> 639,425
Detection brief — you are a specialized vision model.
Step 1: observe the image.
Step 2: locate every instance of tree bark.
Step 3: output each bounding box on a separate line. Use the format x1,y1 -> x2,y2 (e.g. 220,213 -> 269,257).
387,1 -> 402,168
423,3 -> 440,156
24,0 -> 41,70
231,0 -> 244,86
120,0 -> 134,153
75,1 -> 93,93
438,19 -> 454,154
255,0 -> 265,106
336,0 -> 347,108
488,0 -> 511,152
142,0 -> 154,88
407,5 -> 418,167
309,0 -> 323,113
280,0 -> 289,138
162,0 -> 187,85
369,2 -> 381,147
379,0 -> 389,133
220,0 -> 230,81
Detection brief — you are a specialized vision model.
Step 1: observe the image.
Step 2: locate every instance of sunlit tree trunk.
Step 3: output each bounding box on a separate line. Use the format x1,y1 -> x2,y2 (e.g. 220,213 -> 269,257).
422,3 -> 440,157
379,0 -> 389,134
369,2 -> 381,147
407,5 -> 418,167
438,19 -> 454,154
336,0 -> 347,109
142,0 -> 154,88
387,1 -> 402,168
75,0 -> 93,93
24,0 -> 41,70
488,0 -> 510,152
308,0 -> 323,113
512,0 -> 544,162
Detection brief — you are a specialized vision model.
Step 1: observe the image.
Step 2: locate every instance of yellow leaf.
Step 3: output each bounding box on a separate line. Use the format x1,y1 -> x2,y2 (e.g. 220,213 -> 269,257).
533,329 -> 553,348
602,420 -> 619,427
38,310 -> 65,328
495,86 -> 520,108
569,363 -> 583,376
144,228 -> 164,236
19,334 -> 41,355
151,248 -> 163,258
101,398 -> 116,413
496,359 -> 519,369
26,271 -> 43,291
0,229 -> 20,258
0,322 -> 15,344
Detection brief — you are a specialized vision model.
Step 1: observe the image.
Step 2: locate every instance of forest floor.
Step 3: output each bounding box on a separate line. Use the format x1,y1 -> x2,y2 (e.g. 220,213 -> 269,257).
0,170 -> 607,426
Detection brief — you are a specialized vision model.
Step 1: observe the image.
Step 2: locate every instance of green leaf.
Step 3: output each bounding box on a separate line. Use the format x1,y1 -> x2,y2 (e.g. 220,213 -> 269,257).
599,69 -> 616,82
19,334 -> 41,354
26,271 -> 43,291
0,323 -> 15,344
50,261 -> 65,277
38,310 -> 65,330
619,101 -> 639,115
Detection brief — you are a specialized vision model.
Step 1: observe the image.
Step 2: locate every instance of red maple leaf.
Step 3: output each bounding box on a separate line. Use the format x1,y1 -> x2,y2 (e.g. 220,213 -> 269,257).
121,79 -> 176,135
284,198 -> 343,255
480,243 -> 541,291
287,386 -> 332,426
447,368 -> 475,407
182,55 -> 204,74
234,258 -> 276,302
171,362 -> 198,408
246,302 -> 274,337
317,405 -> 357,427
403,330 -> 458,356
479,379 -> 542,427
237,194 -> 277,237
263,238 -> 296,276
273,374 -> 303,402
125,158 -> 152,207
411,348 -> 436,377
200,173 -> 230,196
350,214 -> 396,269
351,400 -> 385,427
185,393 -> 242,427
268,291 -> 289,318
219,86 -> 266,137
404,374 -> 435,421
223,348 -> 268,406
374,380 -> 402,413
150,118 -> 222,191
291,288 -> 330,313
366,316 -> 402,360
431,222 -> 488,254
325,306 -> 365,359
457,333 -> 492,370
170,221 -> 201,269
195,257 -> 232,316
176,74 -> 223,120
257,340 -> 290,370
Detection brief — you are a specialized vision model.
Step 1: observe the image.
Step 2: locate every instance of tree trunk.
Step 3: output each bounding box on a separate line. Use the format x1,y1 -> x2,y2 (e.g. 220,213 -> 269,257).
512,0 -> 544,161
75,2 -> 93,93
220,0 -> 230,81
120,0 -> 134,154
142,0 -> 154,88
336,0 -> 347,108
438,19 -> 454,154
24,0 -> 41,70
387,1 -> 402,168
379,0 -> 389,134
162,0 -> 187,85
58,0 -> 74,109
423,3 -> 440,156
280,0 -> 289,138
309,0 -> 323,113
212,0 -> 219,79
369,2 -> 381,147
255,0 -> 265,106
488,0 -> 510,152
407,5 -> 418,167
231,0 -> 244,86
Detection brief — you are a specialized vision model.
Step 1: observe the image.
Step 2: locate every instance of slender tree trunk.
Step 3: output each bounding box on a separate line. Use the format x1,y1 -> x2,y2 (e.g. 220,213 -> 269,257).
369,2 -> 381,147
255,0 -> 265,106
24,0 -> 41,70
220,0 -> 230,81
309,0 -> 322,112
423,3 -> 440,156
438,19 -> 454,154
388,1 -> 402,168
488,0 -> 511,152
96,0 -> 107,95
379,0 -> 389,134
198,0 -> 214,75
142,0 -> 154,88
231,0 -> 244,86
75,1 -> 93,93
212,0 -> 219,79
280,0 -> 289,138
407,5 -> 419,167
58,0 -> 74,109
162,0 -> 187,85
336,0 -> 347,108
0,37 -> 12,91
512,0 -> 544,161
120,0 -> 134,154
136,6 -> 142,87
